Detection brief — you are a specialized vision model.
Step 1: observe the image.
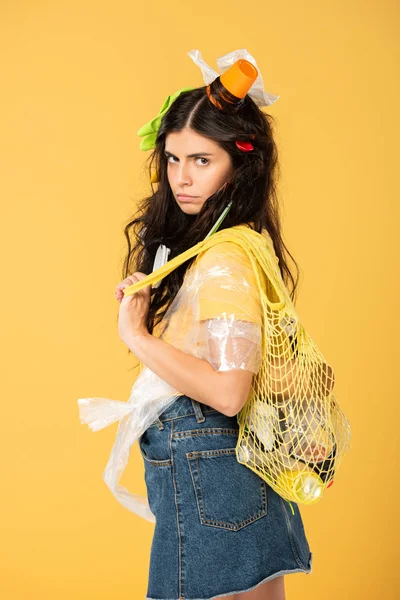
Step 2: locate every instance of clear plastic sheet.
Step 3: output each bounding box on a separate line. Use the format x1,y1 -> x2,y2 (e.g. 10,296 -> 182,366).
156,240 -> 264,373
77,239 -> 263,522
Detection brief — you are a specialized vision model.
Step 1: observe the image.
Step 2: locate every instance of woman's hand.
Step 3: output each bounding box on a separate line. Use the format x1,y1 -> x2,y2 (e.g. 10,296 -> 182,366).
115,272 -> 151,344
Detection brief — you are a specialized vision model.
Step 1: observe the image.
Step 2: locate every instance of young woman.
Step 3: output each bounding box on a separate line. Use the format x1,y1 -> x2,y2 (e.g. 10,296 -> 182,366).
114,54 -> 313,600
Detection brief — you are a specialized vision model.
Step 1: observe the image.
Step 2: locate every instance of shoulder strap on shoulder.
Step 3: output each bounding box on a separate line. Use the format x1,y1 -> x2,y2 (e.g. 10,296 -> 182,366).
123,225 -> 285,310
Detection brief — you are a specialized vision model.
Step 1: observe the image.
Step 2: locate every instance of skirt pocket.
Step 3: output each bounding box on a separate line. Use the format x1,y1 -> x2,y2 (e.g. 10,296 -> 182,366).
139,427 -> 172,466
187,446 -> 268,531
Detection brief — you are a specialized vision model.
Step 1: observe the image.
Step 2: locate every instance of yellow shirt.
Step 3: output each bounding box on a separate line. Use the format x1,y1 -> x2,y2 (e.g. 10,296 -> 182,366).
153,225 -> 273,340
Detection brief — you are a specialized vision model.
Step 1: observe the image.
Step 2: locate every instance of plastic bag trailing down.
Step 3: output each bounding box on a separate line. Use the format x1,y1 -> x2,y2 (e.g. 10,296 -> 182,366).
78,366 -> 185,522
77,234 -> 265,522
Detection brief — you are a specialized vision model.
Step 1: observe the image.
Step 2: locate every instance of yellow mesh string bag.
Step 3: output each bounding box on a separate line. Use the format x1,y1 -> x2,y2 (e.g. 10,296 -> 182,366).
230,232 -> 352,509
127,225 -> 351,505
78,224 -> 351,519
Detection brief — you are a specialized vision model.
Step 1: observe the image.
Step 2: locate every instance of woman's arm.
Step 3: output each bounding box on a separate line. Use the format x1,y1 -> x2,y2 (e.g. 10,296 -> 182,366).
125,330 -> 254,417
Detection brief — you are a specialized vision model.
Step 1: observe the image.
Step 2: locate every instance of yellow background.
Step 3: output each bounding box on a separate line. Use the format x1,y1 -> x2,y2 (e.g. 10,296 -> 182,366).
1,1 -> 398,598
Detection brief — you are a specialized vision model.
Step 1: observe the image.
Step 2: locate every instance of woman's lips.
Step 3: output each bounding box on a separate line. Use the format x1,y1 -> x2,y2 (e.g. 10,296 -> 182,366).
177,194 -> 198,201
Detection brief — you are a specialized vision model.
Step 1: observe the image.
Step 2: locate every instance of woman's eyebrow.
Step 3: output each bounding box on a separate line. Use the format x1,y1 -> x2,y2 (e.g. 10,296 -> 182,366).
164,150 -> 214,158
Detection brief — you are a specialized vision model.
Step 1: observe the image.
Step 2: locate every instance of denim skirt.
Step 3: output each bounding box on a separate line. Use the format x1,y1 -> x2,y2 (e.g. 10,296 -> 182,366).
138,395 -> 313,600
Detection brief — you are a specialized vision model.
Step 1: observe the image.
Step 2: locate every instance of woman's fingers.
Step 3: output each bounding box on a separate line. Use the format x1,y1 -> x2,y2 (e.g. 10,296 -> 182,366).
114,274 -> 140,302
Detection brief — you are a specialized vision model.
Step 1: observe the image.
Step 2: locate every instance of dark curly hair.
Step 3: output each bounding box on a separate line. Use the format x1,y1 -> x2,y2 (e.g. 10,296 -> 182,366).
122,76 -> 300,341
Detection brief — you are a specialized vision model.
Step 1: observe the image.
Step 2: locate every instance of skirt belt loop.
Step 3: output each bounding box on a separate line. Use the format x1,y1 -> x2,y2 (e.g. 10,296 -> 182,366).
191,398 -> 206,423
154,417 -> 165,430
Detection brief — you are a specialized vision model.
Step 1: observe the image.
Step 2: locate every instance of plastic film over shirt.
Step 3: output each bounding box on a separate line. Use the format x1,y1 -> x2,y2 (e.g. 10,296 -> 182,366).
77,240 -> 263,522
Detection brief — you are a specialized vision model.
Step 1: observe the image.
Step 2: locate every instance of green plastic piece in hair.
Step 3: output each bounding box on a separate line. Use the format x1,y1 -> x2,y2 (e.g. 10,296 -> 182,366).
137,85 -> 196,151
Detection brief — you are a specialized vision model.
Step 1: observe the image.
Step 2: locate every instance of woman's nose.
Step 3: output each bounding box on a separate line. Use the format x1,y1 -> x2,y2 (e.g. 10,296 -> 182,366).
176,162 -> 192,185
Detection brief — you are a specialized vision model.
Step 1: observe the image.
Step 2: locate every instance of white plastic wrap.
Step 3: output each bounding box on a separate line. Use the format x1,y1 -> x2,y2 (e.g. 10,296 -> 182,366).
78,367 -> 184,522
77,240 -> 263,522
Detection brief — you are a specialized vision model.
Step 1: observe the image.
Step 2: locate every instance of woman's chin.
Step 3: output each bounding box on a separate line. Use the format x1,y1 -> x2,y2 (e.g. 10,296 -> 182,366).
178,203 -> 202,214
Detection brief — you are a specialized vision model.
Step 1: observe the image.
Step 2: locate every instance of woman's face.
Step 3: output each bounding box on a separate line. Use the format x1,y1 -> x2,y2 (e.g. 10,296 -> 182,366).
165,128 -> 234,215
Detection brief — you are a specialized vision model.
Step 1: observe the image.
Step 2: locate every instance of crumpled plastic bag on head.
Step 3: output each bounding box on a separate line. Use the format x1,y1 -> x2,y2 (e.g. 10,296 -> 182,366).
77,238 -> 264,522
187,48 -> 280,108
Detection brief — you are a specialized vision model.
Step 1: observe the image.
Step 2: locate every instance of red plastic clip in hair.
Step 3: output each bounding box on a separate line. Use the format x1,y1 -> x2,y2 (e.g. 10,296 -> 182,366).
235,140 -> 254,152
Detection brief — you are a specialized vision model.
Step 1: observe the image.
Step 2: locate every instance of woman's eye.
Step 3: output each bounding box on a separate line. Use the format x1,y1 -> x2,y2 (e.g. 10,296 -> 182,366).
166,156 -> 209,166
